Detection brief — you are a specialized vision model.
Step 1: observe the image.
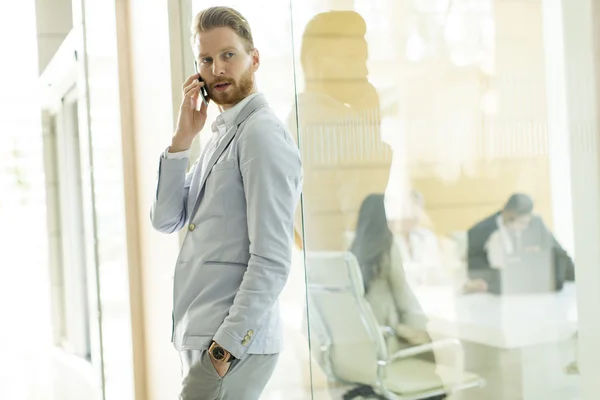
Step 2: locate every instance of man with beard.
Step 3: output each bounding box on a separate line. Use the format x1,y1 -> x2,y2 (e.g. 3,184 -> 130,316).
150,6 -> 302,399
466,193 -> 575,294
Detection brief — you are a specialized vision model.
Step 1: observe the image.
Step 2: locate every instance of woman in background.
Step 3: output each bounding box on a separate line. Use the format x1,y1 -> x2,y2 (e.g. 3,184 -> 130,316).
350,193 -> 431,350
346,194 -> 446,400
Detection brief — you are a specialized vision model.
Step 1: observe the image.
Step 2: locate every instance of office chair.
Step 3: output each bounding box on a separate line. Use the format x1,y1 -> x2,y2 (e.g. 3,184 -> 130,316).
305,252 -> 484,400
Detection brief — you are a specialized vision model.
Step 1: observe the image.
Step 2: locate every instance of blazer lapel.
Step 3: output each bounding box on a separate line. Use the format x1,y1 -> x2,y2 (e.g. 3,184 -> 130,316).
190,94 -> 269,219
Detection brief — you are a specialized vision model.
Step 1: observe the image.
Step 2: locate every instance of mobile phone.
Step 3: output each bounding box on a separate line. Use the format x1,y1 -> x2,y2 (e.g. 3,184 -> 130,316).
194,60 -> 209,107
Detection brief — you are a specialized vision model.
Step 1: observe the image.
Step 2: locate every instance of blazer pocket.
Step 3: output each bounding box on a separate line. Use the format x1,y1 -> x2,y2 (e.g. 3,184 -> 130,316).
212,159 -> 236,171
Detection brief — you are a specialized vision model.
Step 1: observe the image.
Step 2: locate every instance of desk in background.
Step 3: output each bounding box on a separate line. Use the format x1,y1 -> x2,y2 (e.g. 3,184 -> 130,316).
414,283 -> 579,400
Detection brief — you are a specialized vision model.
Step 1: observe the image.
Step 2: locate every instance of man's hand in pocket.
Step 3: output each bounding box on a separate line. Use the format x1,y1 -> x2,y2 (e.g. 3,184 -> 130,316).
209,356 -> 231,378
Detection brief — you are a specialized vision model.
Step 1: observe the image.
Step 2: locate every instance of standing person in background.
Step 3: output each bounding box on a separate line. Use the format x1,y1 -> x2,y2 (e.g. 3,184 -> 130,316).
289,11 -> 391,252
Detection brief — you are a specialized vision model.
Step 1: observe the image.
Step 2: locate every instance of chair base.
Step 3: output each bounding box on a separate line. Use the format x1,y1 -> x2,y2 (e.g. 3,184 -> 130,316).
342,384 -> 448,400
343,384 -> 387,400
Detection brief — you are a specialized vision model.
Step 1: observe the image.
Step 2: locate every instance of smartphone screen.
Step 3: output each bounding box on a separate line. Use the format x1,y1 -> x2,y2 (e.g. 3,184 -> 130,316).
194,61 -> 209,107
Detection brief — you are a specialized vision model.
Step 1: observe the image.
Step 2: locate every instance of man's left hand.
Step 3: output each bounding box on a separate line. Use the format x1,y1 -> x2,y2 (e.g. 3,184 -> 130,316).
208,355 -> 231,377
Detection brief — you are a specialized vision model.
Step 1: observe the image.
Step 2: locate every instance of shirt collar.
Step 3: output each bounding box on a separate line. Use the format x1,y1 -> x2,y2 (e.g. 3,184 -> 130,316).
214,92 -> 262,133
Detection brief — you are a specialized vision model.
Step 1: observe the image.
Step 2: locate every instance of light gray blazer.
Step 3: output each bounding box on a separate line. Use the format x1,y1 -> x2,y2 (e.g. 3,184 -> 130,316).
150,94 -> 302,359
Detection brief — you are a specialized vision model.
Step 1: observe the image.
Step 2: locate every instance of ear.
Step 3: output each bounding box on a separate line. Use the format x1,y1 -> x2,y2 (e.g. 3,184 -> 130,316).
251,48 -> 260,72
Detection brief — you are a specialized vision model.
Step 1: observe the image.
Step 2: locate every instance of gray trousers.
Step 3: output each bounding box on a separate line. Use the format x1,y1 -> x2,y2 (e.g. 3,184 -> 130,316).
179,350 -> 279,400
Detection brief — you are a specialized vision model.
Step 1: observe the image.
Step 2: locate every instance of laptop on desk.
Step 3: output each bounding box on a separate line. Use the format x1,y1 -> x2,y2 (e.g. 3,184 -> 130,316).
490,249 -> 555,295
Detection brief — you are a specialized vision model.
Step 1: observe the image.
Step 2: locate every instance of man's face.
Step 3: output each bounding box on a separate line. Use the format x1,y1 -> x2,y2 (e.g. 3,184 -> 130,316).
503,211 -> 532,232
194,27 -> 259,109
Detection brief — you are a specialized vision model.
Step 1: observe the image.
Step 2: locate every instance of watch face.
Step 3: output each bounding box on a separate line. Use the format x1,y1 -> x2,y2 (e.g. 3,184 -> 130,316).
212,346 -> 226,360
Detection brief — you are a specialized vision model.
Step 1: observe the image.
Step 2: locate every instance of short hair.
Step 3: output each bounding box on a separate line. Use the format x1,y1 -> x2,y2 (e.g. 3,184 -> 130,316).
504,193 -> 534,215
191,7 -> 254,52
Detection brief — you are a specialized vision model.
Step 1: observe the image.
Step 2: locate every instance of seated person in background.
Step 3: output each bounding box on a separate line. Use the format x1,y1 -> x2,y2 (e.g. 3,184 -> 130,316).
465,193 -> 575,293
392,190 -> 446,285
350,194 -> 432,350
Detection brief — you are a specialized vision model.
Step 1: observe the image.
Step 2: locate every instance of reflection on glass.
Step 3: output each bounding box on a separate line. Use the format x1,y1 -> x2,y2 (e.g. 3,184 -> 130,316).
290,10 -> 392,252
291,2 -> 581,400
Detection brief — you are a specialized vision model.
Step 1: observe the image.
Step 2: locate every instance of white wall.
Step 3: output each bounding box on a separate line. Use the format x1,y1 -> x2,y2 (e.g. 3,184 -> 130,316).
559,1 -> 600,399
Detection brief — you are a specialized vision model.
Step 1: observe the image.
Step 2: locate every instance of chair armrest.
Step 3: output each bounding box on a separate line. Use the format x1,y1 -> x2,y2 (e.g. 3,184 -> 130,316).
386,338 -> 460,362
384,338 -> 465,393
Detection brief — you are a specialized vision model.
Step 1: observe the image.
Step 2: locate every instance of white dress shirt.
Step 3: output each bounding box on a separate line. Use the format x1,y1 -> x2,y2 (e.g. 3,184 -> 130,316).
396,228 -> 444,285
164,93 -> 262,178
484,214 -> 522,269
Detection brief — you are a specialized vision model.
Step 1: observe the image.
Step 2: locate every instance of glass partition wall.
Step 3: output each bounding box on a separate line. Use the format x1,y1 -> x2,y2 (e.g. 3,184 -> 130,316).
182,1 -> 597,399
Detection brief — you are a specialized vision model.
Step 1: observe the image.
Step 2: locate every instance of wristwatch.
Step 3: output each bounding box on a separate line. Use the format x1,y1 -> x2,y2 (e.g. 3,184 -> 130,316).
209,341 -> 235,363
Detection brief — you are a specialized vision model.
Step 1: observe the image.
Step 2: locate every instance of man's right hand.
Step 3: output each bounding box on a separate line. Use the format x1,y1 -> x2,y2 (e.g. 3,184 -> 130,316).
464,278 -> 488,294
170,73 -> 209,153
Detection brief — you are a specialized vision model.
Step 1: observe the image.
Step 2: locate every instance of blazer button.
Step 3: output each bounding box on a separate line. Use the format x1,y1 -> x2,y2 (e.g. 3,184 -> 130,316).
247,330 -> 254,337
188,223 -> 195,231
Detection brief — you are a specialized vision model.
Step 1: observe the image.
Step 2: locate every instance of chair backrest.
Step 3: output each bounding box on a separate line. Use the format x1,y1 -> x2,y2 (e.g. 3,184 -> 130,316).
305,251 -> 388,385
